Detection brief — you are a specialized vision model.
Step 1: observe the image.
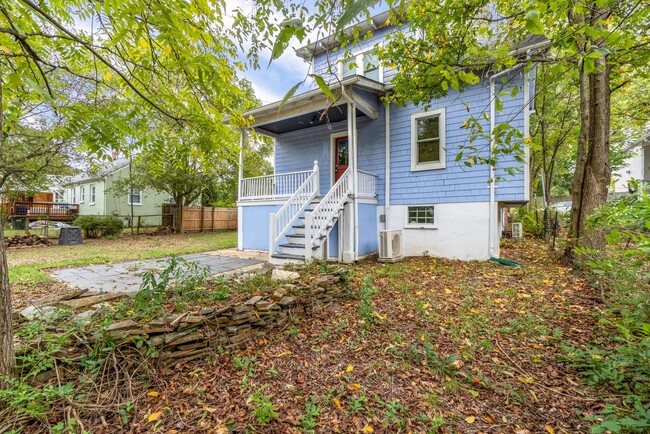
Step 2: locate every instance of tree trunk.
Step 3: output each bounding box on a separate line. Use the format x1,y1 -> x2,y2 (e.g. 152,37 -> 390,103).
0,221 -> 14,382
579,60 -> 611,248
0,64 -> 15,382
568,64 -> 590,245
174,196 -> 183,233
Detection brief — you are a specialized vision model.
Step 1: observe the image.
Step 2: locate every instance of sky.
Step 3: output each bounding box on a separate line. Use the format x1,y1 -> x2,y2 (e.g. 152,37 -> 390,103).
223,0 -> 314,105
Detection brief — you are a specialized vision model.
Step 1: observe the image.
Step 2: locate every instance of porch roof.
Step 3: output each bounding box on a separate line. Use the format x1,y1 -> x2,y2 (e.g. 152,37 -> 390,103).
243,75 -> 386,136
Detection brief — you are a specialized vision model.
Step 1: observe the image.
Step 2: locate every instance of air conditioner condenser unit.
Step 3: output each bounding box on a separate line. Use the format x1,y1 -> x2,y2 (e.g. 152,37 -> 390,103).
379,230 -> 403,262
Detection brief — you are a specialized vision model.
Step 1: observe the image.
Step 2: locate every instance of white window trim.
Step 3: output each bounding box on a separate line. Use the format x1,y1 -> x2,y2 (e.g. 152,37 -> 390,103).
337,43 -> 384,83
128,188 -> 143,206
80,186 -> 85,204
89,184 -> 96,205
71,187 -> 76,204
405,204 -> 438,229
411,108 -> 446,172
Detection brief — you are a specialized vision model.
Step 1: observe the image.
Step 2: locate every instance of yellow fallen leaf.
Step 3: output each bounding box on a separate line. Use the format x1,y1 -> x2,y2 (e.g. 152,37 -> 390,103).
465,416 -> 476,423
332,397 -> 341,410
350,383 -> 361,391
147,391 -> 159,397
362,426 -> 374,433
276,350 -> 293,357
483,415 -> 496,424
346,365 -> 354,373
147,412 -> 161,422
545,425 -> 555,434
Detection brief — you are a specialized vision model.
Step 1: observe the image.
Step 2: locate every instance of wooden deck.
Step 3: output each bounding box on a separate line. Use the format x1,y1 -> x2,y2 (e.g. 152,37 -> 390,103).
6,201 -> 79,221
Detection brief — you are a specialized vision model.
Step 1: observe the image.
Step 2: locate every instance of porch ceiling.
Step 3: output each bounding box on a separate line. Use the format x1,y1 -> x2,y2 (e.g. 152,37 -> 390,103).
254,104 -> 368,135
243,75 -> 386,137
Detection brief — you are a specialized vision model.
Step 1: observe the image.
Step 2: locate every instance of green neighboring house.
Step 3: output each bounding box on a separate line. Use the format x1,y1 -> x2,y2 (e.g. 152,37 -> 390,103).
64,158 -> 171,226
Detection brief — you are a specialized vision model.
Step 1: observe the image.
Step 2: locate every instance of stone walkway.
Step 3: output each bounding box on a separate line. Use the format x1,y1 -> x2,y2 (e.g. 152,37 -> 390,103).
51,250 -> 266,294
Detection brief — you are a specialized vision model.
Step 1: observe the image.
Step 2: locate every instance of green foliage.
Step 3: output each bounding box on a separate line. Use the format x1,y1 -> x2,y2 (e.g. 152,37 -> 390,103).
515,206 -> 544,237
565,190 -> 650,431
135,255 -> 210,314
73,215 -> 124,238
0,378 -> 75,419
359,275 -> 378,328
298,396 -> 322,433
247,387 -> 279,425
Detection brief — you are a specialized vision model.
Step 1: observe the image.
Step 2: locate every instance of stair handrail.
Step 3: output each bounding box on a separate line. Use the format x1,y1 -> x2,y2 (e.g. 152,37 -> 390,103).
269,161 -> 319,255
304,167 -> 352,259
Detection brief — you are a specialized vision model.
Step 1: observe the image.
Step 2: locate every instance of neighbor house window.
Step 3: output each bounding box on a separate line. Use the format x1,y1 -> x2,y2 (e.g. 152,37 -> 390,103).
71,188 -> 76,204
54,190 -> 64,203
411,108 -> 446,171
338,47 -> 383,82
128,188 -> 142,205
80,186 -> 85,203
406,205 -> 437,228
89,184 -> 96,205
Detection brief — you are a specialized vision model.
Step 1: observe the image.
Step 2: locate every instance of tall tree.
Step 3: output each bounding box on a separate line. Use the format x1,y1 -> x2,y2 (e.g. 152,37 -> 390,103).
0,0 -> 251,379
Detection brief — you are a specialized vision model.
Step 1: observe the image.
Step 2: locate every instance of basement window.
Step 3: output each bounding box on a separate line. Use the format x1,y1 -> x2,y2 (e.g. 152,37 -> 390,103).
406,205 -> 437,229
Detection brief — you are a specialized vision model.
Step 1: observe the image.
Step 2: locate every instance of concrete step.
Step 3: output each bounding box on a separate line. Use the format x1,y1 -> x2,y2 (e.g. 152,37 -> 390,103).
270,252 -> 305,265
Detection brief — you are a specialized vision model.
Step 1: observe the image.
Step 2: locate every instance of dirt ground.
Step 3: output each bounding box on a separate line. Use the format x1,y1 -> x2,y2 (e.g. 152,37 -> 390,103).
77,238 -> 610,434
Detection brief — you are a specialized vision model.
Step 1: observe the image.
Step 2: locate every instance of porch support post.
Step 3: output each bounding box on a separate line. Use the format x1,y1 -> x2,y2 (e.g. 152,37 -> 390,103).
237,128 -> 245,250
342,95 -> 358,263
238,128 -> 245,201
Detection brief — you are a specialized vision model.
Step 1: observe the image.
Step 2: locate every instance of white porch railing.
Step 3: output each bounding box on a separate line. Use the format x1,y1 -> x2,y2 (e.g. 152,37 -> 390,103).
304,167 -> 352,260
269,161 -> 319,255
239,170 -> 313,201
358,170 -> 377,198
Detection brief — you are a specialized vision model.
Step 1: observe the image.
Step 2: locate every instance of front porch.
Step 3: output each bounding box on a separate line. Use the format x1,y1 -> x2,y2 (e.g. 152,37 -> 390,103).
236,76 -> 387,264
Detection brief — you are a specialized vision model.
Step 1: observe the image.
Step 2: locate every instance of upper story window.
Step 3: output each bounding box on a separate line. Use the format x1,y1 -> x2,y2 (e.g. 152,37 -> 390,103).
128,188 -> 142,205
411,108 -> 446,171
338,47 -> 383,82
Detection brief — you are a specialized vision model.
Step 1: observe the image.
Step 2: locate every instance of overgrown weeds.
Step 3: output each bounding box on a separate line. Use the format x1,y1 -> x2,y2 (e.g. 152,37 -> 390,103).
563,190 -> 650,433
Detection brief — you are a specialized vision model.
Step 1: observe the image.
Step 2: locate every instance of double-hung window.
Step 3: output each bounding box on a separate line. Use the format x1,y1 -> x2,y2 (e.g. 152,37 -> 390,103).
411,108 -> 446,171
71,188 -> 77,204
338,48 -> 383,82
89,184 -> 96,205
80,186 -> 85,203
128,188 -> 142,205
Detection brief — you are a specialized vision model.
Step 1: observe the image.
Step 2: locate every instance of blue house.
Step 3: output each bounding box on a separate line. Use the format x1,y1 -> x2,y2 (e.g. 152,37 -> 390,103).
236,11 -> 538,264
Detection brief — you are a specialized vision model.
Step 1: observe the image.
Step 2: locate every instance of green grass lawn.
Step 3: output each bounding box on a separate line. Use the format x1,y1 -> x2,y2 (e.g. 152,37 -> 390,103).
7,230 -> 238,285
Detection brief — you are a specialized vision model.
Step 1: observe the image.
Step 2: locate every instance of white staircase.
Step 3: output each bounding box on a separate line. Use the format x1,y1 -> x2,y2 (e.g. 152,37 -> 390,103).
270,168 -> 352,264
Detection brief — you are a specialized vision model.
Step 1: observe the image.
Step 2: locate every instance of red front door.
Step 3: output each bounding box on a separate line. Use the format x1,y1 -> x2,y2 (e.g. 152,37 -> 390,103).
334,136 -> 349,181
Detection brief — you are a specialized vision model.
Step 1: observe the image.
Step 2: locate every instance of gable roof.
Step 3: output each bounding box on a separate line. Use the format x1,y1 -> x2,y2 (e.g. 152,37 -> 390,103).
66,158 -> 130,185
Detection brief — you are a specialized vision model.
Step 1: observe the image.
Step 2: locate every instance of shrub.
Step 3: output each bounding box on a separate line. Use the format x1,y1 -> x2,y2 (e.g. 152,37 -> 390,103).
73,215 -> 124,238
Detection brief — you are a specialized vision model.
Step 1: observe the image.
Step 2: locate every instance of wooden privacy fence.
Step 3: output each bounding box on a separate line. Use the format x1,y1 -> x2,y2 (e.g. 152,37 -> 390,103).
162,205 -> 237,233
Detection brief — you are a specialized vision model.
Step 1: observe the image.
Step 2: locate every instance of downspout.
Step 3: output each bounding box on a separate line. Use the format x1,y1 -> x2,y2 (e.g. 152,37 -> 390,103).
489,65 -> 523,258
340,85 -> 358,261
384,102 -> 390,230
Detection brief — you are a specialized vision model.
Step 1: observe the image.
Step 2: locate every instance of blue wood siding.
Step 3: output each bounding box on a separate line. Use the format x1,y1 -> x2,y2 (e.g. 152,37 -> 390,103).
241,204 -> 281,250
312,25 -> 403,83
358,203 -> 378,255
389,72 -> 528,205
274,105 -> 387,205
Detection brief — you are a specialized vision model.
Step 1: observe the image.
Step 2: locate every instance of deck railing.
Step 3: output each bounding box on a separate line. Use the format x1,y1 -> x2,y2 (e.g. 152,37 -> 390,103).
358,170 -> 377,198
239,170 -> 313,201
6,201 -> 79,221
